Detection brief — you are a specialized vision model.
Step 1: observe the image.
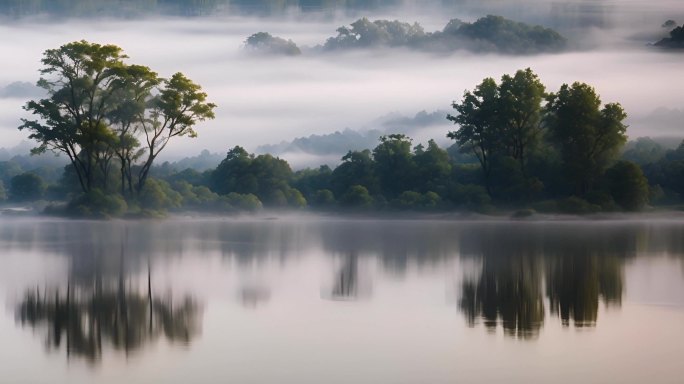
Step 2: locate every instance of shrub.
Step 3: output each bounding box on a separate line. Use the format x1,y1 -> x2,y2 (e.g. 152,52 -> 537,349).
604,160 -> 649,211
556,196 -> 601,214
66,189 -> 128,218
310,189 -> 336,207
340,185 -> 373,208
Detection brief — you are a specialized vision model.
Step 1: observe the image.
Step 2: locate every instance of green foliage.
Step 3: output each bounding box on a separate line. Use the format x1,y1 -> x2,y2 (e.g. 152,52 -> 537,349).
452,15 -> 566,53
330,149 -> 379,197
584,190 -> 618,212
218,193 -> 262,212
545,82 -> 627,196
322,15 -> 565,54
372,134 -> 416,198
448,68 -> 545,196
138,178 -> 182,211
414,140 -> 452,195
603,161 -> 649,211
9,172 -> 46,202
324,17 -> 427,49
66,189 -> 128,218
292,165 -> 332,200
245,32 -> 301,56
622,137 -> 667,165
210,146 -> 300,208
448,184 -> 492,211
556,196 -> 601,214
285,187 -> 307,208
393,190 -> 442,210
340,185 -> 374,208
310,189 -> 336,208
0,161 -> 23,186
19,40 -> 215,199
0,181 -> 7,202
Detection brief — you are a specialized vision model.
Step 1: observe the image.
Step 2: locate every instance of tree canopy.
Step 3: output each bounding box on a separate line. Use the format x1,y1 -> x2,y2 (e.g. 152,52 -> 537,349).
545,82 -> 627,195
449,69 -> 628,205
19,40 -> 216,198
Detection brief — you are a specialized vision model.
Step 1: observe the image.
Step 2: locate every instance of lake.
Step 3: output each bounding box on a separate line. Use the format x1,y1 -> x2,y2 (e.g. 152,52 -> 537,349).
1,215 -> 683,383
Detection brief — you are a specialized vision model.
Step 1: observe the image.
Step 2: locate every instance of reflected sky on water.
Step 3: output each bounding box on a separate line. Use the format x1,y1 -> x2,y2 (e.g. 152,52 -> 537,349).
0,215 -> 683,383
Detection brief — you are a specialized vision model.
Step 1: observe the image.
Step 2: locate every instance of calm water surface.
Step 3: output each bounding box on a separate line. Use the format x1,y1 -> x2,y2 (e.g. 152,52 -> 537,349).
1,215 -> 683,384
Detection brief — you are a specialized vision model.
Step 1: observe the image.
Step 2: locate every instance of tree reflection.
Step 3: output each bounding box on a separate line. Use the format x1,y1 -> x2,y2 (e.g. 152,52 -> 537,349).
331,253 -> 359,300
15,271 -> 201,362
460,255 -> 545,339
546,253 -> 623,327
459,224 -> 628,337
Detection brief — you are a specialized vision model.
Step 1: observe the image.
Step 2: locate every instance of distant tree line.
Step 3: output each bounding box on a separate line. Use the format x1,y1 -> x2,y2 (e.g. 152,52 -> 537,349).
9,57 -> 684,217
245,15 -> 566,55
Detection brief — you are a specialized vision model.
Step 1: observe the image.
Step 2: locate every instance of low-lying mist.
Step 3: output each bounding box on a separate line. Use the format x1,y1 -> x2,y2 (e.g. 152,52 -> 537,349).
0,1 -> 682,163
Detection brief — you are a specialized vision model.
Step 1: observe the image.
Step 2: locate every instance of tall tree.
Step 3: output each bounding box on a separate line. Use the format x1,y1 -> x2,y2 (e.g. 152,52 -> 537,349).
330,149 -> 379,197
19,41 -> 215,197
135,72 -> 216,193
448,69 -> 545,196
447,77 -> 499,194
372,134 -> 416,197
497,68 -> 545,174
19,41 -> 128,193
545,82 -> 627,195
413,139 -> 452,194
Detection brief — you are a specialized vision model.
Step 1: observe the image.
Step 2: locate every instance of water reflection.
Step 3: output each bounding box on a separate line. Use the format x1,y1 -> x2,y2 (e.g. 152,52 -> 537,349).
10,224 -> 203,363
460,254 -> 545,339
331,253 -> 360,300
458,224 -> 629,337
3,218 -> 684,349
546,255 -> 623,327
15,273 -> 201,362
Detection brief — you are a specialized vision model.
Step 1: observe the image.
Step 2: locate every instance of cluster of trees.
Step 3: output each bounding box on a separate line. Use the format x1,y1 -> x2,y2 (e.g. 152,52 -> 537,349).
447,68 -> 651,212
0,151 -> 66,202
323,15 -> 566,54
16,40 -> 216,216
246,15 -> 566,56
244,32 -> 302,56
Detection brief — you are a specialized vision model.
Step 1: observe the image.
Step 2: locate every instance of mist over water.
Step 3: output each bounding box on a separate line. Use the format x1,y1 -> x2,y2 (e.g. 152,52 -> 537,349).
0,0 -> 682,165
